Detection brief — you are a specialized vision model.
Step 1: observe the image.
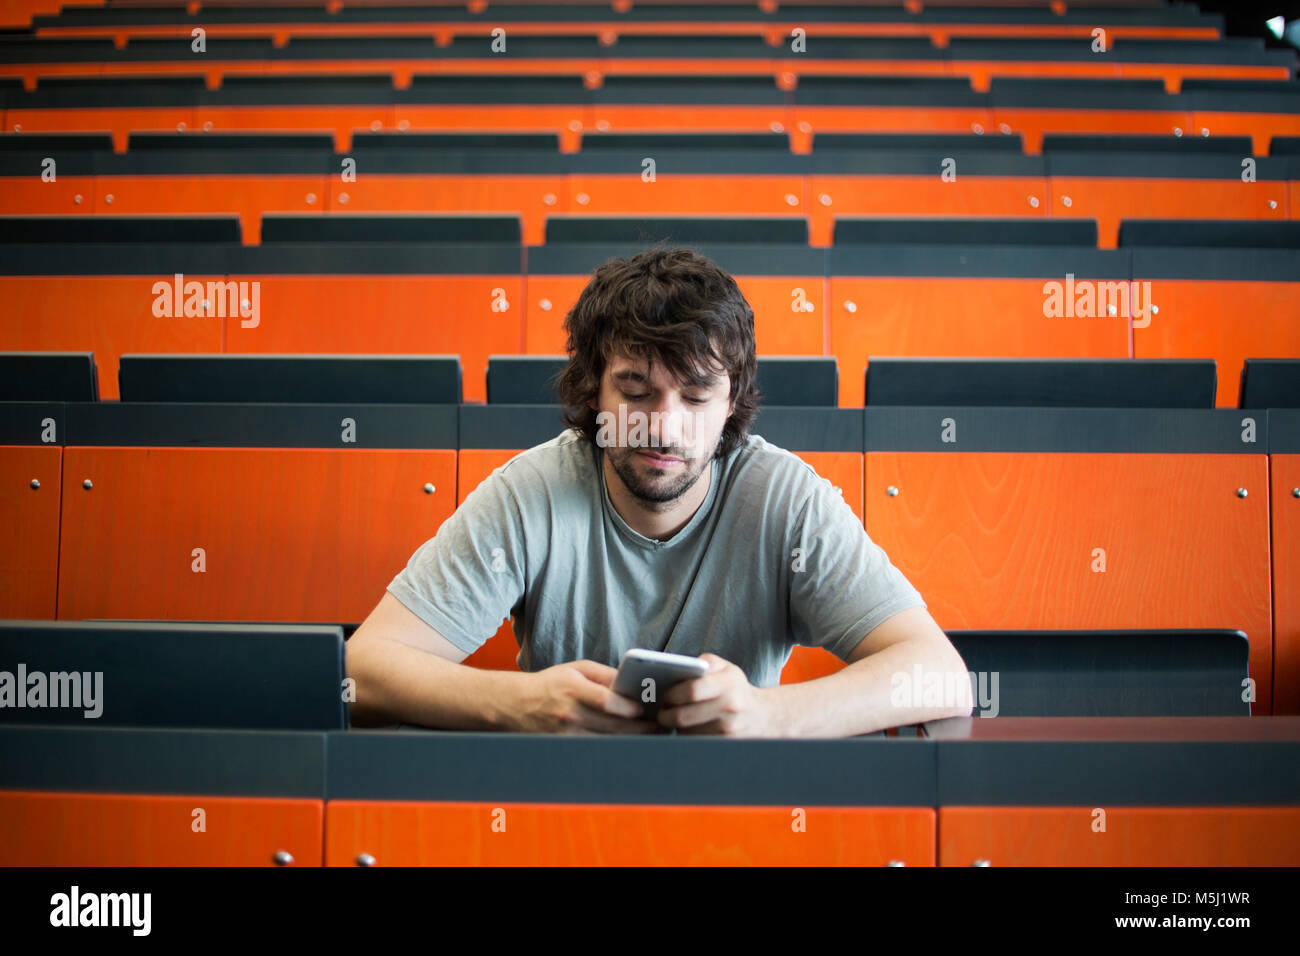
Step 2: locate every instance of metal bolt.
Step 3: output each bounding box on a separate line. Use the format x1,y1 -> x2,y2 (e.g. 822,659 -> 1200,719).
576,193 -> 590,205
338,192 -> 349,204
973,859 -> 991,867
1173,127 -> 1183,137
1292,488 -> 1300,498
177,122 -> 186,131
203,121 -> 213,131
1151,305 -> 1159,315
819,193 -> 831,206
370,120 -> 382,131
30,479 -> 40,490
397,120 -> 410,131
539,298 -> 552,311
887,860 -> 906,867
82,479 -> 93,490
785,193 -> 799,206
999,123 -> 1011,134
423,483 -> 436,495
1028,196 -> 1039,208
104,194 -> 113,204
1062,196 -> 1072,207
596,120 -> 610,131
542,193 -> 557,206
797,121 -> 811,133
886,486 -> 899,497
12,124 -> 20,131
769,121 -> 784,133
844,300 -> 857,313
1237,488 -> 1248,499
972,123 -> 984,135
356,853 -> 377,867
306,193 -> 317,204
1200,128 -> 1209,137
568,120 -> 582,131
1269,200 -> 1278,210
273,850 -> 294,866
240,298 -> 251,310
1107,304 -> 1117,316
73,194 -> 83,204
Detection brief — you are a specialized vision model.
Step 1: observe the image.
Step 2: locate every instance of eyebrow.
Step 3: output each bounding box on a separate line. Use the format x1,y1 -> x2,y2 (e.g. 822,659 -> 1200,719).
611,368 -> 722,391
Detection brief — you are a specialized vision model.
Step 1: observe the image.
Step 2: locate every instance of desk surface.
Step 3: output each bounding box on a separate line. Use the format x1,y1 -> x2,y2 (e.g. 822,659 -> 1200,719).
923,716 -> 1300,741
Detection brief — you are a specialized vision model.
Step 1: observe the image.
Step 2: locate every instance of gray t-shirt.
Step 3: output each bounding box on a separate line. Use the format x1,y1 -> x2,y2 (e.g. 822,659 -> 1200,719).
387,429 -> 925,687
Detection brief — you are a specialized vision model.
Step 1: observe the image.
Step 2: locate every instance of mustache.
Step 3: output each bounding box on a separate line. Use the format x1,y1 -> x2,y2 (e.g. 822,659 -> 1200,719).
627,444 -> 701,461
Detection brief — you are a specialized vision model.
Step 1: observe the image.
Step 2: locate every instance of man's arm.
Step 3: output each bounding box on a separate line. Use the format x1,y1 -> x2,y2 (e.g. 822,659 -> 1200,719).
656,606 -> 973,737
346,592 -> 656,734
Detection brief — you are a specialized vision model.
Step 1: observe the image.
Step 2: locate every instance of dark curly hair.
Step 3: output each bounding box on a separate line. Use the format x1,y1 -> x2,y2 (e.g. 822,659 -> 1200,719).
556,245 -> 759,460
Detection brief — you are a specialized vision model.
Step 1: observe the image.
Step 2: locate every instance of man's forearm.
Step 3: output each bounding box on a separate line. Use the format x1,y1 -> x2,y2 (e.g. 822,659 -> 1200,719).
760,638 -> 973,737
348,635 -> 529,730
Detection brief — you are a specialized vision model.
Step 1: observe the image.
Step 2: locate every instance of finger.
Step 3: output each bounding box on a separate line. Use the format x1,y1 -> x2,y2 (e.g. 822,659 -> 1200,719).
570,678 -> 646,719
570,702 -> 659,735
658,697 -> 727,730
662,675 -> 720,706
570,659 -> 618,686
676,719 -> 728,735
699,653 -> 730,672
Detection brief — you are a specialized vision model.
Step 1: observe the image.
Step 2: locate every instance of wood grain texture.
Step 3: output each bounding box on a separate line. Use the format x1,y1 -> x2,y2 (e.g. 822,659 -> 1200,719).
0,444 -> 61,619
326,801 -> 935,866
0,791 -> 323,866
1272,455 -> 1300,715
866,452 -> 1274,711
940,806 -> 1300,866
57,446 -> 456,623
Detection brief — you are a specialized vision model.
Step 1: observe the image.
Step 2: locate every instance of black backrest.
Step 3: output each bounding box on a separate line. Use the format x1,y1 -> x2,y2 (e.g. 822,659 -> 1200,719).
1240,359 -> 1300,408
0,621 -> 347,730
948,629 -> 1251,716
866,358 -> 1216,408
118,354 -> 462,403
0,352 -> 98,401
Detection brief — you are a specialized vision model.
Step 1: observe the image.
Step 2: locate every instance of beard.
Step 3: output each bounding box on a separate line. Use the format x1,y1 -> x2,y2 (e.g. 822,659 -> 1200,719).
605,435 -> 720,509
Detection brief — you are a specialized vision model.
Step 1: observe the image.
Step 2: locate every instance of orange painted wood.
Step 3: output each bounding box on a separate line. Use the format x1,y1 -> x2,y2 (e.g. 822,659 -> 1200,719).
57,447 -> 456,623
0,0 -> 84,30
829,277 -> 1130,407
569,173 -> 806,222
1190,110 -> 1300,158
222,276 -> 524,403
940,806 -> 1300,866
0,445 -> 61,619
809,173 -> 1047,246
5,108 -> 200,152
865,452 -> 1274,711
326,173 -> 570,246
0,791 -> 323,866
1050,177 -> 1288,250
1131,280 -> 1300,408
991,108 -> 1192,154
0,175 -> 96,215
790,106 -> 996,146
90,175 -> 327,245
584,104 -> 791,137
0,276 -> 221,400
1272,455 -> 1300,716
326,801 -> 935,866
527,274 -> 824,357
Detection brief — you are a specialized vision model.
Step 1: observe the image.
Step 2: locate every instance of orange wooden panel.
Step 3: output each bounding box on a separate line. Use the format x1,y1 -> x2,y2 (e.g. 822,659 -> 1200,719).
1272,455 -> 1300,716
0,276 -> 222,400
1131,280 -> 1300,408
866,452 -> 1273,711
5,108 -> 198,152
992,108 -> 1192,155
0,445 -> 61,619
190,106 -> 396,153
1050,177 -> 1288,250
222,276 -> 524,403
790,107 -> 996,154
585,104 -> 790,136
569,174 -> 806,220
327,174 -> 569,246
809,173 -> 1047,246
90,175 -> 327,244
940,806 -> 1300,866
0,791 -> 323,866
1191,111 -> 1300,158
0,175 -> 96,215
829,277 -> 1130,407
526,274 -> 824,357
0,0 -> 77,30
57,447 -> 456,623
326,801 -> 935,866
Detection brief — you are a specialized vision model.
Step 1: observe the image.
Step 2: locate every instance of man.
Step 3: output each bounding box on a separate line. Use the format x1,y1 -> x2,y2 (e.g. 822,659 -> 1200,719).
348,246 -> 972,735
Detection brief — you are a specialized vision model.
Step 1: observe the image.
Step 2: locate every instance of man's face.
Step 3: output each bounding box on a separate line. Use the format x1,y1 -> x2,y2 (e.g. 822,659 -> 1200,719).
593,353 -> 733,506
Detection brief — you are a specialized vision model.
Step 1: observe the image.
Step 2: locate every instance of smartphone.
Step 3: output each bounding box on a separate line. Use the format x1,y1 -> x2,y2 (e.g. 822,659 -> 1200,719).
612,648 -> 710,715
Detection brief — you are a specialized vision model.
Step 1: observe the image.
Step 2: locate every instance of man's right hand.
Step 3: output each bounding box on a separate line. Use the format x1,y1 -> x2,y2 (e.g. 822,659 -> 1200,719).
514,660 -> 659,734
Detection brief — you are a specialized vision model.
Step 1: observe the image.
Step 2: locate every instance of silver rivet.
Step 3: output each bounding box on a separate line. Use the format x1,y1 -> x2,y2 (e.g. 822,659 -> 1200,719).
203,121 -> 213,131
1028,196 -> 1039,208
819,193 -> 831,206
1151,305 -> 1159,315
1062,196 -> 1072,207
104,194 -> 113,204
240,298 -> 251,310
201,300 -> 211,313
797,121 -> 811,133
999,123 -> 1011,134
12,124 -> 20,131
338,192 -> 349,204
370,121 -> 382,131
1292,488 -> 1300,498
176,122 -> 186,131
82,479 -> 92,490
596,120 -> 610,131
1173,127 -> 1183,137
972,123 -> 984,134
844,300 -> 857,313
423,483 -> 436,494
543,193 -> 557,206
1269,200 -> 1278,210
568,120 -> 582,132
785,193 -> 799,206
1200,128 -> 1209,137
886,486 -> 899,497
356,853 -> 376,867
770,121 -> 784,133
539,298 -> 552,311
273,850 -> 294,866
576,193 -> 590,205
973,859 -> 991,867
306,193 -> 317,204
1107,304 -> 1117,316
30,479 -> 40,490
887,860 -> 906,867
397,120 -> 410,131
73,194 -> 82,204
1237,488 -> 1248,498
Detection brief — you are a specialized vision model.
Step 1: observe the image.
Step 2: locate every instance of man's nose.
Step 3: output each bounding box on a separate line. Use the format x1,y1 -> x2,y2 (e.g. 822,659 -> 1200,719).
647,396 -> 688,448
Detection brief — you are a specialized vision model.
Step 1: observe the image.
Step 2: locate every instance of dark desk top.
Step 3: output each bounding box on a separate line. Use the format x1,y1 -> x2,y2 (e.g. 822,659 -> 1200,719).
923,716 -> 1300,742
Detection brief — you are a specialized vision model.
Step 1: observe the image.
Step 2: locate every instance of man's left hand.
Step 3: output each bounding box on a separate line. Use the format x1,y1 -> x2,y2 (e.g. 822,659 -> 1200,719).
657,653 -> 776,737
